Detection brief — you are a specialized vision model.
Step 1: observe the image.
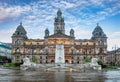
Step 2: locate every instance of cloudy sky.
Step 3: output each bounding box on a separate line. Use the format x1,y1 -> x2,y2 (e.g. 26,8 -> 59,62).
0,0 -> 120,51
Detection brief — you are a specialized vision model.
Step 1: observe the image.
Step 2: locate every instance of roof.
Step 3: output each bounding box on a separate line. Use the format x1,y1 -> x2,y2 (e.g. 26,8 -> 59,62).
108,48 -> 120,55
0,42 -> 12,49
92,24 -> 107,38
46,32 -> 74,38
16,22 -> 26,34
75,39 -> 92,42
26,39 -> 44,42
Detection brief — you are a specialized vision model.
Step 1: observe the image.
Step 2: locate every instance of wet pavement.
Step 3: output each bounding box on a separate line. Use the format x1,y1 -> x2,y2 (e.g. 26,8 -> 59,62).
0,67 -> 120,82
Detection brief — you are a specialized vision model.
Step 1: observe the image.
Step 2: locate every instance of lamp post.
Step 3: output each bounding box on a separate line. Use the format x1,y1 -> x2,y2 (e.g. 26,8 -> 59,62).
45,46 -> 49,64
85,48 -> 87,57
112,45 -> 118,66
71,49 -> 73,64
30,43 -> 33,61
46,51 -> 49,64
84,47 -> 88,60
93,43 -> 96,56
5,50 -> 7,63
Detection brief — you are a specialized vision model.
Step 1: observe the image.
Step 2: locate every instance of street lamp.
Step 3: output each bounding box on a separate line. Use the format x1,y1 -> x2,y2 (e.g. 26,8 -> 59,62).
112,45 -> 118,66
85,48 -> 87,57
93,43 -> 96,55
45,46 -> 49,64
5,50 -> 7,63
30,43 -> 33,60
71,49 -> 73,64
71,46 -> 74,64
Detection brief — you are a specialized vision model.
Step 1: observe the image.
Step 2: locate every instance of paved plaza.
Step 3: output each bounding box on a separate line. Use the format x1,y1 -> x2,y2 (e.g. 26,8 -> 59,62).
0,66 -> 120,82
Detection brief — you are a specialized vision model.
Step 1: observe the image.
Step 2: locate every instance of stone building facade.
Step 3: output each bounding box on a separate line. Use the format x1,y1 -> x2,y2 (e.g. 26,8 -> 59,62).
12,9 -> 107,64
107,48 -> 120,66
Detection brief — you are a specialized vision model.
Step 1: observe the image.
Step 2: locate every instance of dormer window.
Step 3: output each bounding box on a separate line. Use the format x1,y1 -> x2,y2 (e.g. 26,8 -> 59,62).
99,32 -> 102,36
96,33 -> 98,36
16,48 -> 20,53
17,31 -> 20,35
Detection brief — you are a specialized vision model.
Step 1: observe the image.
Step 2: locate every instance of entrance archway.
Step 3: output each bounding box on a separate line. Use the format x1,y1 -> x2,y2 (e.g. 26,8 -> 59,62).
40,61 -> 42,64
51,60 -> 54,64
71,61 -> 74,64
65,60 -> 69,64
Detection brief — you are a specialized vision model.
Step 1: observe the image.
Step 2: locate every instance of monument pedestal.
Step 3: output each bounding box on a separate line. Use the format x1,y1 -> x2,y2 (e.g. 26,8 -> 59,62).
55,44 -> 65,67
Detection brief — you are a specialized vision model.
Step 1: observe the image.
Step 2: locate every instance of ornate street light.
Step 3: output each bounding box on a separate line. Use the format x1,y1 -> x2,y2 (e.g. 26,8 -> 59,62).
112,45 -> 118,66
71,48 -> 73,64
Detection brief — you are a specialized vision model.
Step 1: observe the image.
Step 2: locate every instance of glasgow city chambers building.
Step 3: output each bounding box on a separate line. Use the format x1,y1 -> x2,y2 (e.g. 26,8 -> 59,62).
11,9 -> 107,64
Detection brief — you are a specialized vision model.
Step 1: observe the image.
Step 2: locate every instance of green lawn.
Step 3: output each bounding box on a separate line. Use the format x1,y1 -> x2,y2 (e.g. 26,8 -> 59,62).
2,62 -> 21,69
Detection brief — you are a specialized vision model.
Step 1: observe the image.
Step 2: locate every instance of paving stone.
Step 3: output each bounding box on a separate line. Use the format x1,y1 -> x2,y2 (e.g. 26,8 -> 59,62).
0,68 -> 120,82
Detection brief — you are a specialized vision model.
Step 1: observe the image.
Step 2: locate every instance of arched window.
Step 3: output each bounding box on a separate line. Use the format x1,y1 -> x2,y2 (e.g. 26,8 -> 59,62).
99,40 -> 104,45
17,31 -> 20,35
99,48 -> 103,54
72,56 -> 74,59
28,49 -> 32,54
89,48 -> 92,54
96,32 -> 99,36
57,27 -> 58,30
80,43 -> 82,45
99,32 -> 102,36
37,42 -> 39,45
40,56 -> 42,59
16,48 -> 20,53
14,40 -> 18,45
18,40 -> 21,45
86,43 -> 88,45
46,60 -> 48,63
34,50 -> 36,53
40,61 -> 42,63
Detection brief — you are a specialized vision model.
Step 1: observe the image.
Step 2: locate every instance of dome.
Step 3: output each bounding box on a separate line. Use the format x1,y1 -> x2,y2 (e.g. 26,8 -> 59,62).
12,22 -> 27,39
15,22 -> 26,35
92,23 -> 106,37
57,8 -> 62,16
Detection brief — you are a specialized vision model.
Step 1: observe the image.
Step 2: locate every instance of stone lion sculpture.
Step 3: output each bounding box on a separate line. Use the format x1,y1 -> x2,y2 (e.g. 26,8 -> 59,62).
20,56 -> 37,70
90,58 -> 101,70
23,56 -> 32,66
91,58 -> 98,66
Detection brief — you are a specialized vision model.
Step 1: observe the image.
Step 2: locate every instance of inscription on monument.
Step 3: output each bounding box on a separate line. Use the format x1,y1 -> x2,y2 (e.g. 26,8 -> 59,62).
55,44 -> 65,64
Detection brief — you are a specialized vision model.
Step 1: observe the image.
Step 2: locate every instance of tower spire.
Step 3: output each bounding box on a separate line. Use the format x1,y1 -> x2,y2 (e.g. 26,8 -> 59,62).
97,23 -> 99,26
20,21 -> 22,25
57,8 -> 62,17
54,9 -> 65,34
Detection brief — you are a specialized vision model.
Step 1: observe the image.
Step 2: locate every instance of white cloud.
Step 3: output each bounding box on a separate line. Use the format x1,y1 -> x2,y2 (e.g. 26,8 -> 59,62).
0,28 -> 15,43
66,26 -> 91,39
109,32 -> 120,39
108,39 -> 120,51
75,30 -> 91,39
0,4 -> 30,23
107,32 -> 120,50
90,0 -> 104,7
27,16 -> 36,19
60,1 -> 76,8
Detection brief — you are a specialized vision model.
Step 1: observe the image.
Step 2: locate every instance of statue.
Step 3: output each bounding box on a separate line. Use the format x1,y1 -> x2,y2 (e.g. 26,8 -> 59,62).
20,56 -> 37,70
23,56 -> 32,66
90,57 -> 101,70
91,58 -> 98,66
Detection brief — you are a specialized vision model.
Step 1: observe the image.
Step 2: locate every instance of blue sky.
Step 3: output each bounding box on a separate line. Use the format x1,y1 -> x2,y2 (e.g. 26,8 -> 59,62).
0,0 -> 120,51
